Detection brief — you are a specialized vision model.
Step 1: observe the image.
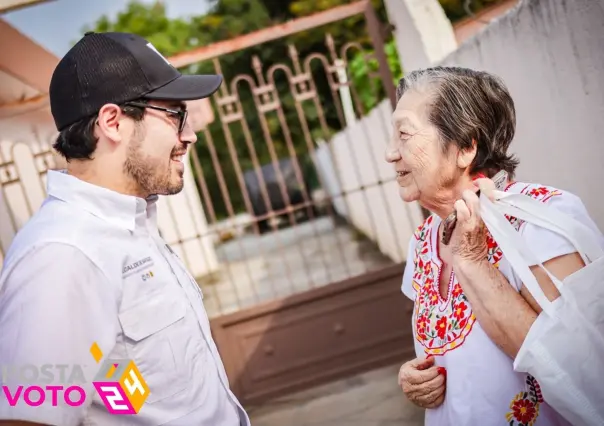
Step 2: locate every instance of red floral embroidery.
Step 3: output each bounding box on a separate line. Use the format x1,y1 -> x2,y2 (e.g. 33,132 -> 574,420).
453,301 -> 467,321
412,218 -> 480,355
411,183 -> 564,357
436,317 -> 449,339
511,398 -> 538,424
506,184 -> 563,230
486,231 -> 503,266
505,375 -> 543,425
451,285 -> 463,298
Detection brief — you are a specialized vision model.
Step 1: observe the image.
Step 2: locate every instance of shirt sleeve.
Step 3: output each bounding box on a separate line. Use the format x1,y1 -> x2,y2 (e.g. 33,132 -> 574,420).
0,243 -> 119,426
519,190 -> 604,266
504,191 -> 604,292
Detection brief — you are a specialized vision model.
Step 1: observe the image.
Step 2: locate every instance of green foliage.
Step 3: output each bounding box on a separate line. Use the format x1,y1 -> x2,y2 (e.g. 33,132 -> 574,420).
438,0 -> 505,22
348,40 -> 402,114
81,2 -> 194,56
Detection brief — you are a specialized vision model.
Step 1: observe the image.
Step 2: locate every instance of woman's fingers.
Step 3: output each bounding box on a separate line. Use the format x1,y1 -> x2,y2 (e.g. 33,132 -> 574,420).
414,378 -> 446,406
461,189 -> 481,223
474,177 -> 497,201
423,391 -> 446,409
450,189 -> 488,262
454,199 -> 471,223
405,368 -> 447,408
409,369 -> 445,394
404,365 -> 441,386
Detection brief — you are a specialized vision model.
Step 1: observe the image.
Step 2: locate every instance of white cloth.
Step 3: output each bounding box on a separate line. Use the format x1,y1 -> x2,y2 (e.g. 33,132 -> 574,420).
480,189 -> 604,425
0,170 -> 249,426
401,181 -> 602,426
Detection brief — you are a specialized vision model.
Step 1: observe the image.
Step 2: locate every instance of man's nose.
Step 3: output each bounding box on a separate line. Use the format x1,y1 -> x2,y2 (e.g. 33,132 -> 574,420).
180,119 -> 198,145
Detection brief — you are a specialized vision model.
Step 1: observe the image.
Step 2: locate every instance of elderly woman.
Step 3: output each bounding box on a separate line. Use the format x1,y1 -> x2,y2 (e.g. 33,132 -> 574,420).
387,66 -> 603,426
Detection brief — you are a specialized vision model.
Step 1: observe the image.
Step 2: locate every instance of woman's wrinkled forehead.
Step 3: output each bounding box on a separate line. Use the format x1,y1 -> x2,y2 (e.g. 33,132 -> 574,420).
392,88 -> 435,129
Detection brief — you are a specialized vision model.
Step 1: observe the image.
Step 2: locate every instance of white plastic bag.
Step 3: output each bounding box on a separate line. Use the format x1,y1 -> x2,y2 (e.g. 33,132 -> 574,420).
480,190 -> 604,426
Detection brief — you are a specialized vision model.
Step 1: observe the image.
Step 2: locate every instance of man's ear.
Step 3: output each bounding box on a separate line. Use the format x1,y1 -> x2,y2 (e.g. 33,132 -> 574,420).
457,139 -> 478,169
96,104 -> 123,143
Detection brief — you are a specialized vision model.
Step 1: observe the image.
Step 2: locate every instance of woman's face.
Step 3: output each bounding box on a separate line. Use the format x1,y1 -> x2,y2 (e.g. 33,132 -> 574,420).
386,88 -> 464,205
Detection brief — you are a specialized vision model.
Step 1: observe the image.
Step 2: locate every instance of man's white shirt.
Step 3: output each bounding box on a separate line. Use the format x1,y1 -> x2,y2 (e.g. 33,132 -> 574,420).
0,170 -> 249,426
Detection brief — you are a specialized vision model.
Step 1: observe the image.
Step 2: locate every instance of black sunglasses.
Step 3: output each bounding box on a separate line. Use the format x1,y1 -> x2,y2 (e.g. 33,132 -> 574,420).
125,101 -> 188,133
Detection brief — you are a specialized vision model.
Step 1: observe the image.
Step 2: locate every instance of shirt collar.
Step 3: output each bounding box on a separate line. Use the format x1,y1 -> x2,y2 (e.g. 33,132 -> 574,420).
47,170 -> 159,232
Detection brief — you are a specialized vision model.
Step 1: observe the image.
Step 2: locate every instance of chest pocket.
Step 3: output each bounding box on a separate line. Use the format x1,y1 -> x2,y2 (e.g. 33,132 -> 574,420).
119,291 -> 188,404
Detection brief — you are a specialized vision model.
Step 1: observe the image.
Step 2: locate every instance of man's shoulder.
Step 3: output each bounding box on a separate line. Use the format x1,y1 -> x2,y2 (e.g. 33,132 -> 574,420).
9,198 -> 123,250
2,201 -> 123,280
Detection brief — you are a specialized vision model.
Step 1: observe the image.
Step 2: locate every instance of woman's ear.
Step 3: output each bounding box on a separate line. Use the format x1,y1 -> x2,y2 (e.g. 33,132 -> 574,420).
457,139 -> 478,169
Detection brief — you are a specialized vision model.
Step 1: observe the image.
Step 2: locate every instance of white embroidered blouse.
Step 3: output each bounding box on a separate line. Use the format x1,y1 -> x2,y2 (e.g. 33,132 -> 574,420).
401,181 -> 604,426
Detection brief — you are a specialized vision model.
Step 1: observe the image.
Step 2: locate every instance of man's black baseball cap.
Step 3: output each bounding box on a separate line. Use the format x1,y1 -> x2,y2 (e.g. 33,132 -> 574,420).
49,31 -> 222,131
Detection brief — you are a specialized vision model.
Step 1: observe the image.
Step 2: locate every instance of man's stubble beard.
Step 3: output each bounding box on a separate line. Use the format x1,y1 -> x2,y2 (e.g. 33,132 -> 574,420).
123,128 -> 184,197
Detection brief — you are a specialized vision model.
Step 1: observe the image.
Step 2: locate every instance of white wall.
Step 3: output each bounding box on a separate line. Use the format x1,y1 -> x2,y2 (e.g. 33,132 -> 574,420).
437,0 -> 604,230
383,0 -> 458,72
0,138 -> 218,277
315,100 -> 425,264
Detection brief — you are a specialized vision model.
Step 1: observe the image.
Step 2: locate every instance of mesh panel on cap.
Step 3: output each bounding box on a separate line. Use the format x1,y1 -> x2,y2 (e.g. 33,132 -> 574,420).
50,33 -> 151,130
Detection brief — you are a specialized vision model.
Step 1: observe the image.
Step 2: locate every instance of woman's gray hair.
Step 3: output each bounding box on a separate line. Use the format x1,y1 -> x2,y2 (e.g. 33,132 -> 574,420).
396,66 -> 519,178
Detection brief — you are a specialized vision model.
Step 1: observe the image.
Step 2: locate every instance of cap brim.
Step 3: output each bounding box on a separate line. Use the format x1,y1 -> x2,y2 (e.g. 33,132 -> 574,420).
143,74 -> 222,101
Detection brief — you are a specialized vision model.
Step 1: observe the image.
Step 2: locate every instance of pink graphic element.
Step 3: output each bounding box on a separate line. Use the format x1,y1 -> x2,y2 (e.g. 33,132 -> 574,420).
64,386 -> 86,407
46,386 -> 62,406
113,363 -> 119,369
2,386 -> 22,406
23,386 -> 44,406
93,382 -> 136,415
1,385 -> 87,407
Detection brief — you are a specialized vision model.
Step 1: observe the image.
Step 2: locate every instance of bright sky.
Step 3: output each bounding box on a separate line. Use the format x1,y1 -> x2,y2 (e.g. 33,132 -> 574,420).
2,0 -> 212,57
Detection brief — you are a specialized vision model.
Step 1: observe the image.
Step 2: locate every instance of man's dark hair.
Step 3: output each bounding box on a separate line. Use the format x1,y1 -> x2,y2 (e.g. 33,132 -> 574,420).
53,101 -> 147,161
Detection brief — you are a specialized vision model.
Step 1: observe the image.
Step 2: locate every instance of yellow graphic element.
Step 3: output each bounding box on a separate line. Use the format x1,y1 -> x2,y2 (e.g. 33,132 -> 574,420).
90,342 -> 103,363
117,361 -> 150,413
106,364 -> 118,379
149,271 -> 154,277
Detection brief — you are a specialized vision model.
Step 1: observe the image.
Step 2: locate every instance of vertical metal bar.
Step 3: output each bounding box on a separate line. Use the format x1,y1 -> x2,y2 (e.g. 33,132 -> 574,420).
200,125 -> 249,309
249,55 -> 315,291
266,64 -> 334,287
326,36 -> 387,273
214,59 -> 292,297
189,147 -> 228,315
284,44 -> 352,280
190,147 -> 218,224
364,1 -> 397,109
304,51 -> 369,275
209,73 -> 262,237
232,93 -> 303,285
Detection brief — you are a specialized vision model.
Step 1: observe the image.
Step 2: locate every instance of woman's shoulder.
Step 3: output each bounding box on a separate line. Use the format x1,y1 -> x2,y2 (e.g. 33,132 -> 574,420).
504,181 -> 566,202
503,181 -> 591,221
503,180 -> 603,262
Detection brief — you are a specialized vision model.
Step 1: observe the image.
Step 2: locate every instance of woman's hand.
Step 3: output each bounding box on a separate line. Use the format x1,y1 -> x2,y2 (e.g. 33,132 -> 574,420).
449,178 -> 497,265
399,356 -> 446,409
